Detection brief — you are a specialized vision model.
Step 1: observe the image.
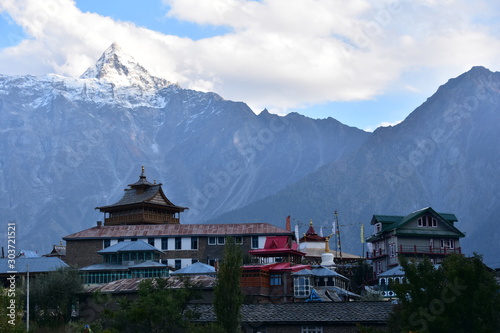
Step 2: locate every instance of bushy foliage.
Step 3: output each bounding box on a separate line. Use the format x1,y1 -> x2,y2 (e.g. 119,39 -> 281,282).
388,254 -> 500,333
29,267 -> 83,329
0,288 -> 26,332
104,276 -> 202,333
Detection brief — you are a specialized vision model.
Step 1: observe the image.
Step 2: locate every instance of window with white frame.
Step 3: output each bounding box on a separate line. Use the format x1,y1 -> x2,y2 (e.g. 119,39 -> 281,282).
301,326 -> 323,333
294,276 -> 311,297
389,243 -> 396,257
208,237 -> 216,245
217,237 -> 225,245
374,223 -> 382,233
441,239 -> 454,249
431,218 -> 437,227
161,237 -> 168,250
103,239 -> 111,248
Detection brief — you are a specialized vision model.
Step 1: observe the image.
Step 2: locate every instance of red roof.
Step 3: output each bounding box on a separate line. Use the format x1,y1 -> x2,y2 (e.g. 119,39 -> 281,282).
63,223 -> 292,239
263,236 -> 289,249
242,262 -> 310,272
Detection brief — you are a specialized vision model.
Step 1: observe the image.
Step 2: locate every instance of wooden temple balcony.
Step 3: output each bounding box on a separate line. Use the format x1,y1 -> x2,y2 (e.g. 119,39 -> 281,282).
104,213 -> 179,225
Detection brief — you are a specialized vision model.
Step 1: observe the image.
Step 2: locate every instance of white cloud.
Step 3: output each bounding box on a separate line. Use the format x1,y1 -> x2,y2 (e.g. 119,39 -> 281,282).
0,0 -> 500,116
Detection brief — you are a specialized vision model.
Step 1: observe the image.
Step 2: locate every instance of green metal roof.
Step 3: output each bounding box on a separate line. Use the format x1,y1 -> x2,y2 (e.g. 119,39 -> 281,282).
367,207 -> 464,241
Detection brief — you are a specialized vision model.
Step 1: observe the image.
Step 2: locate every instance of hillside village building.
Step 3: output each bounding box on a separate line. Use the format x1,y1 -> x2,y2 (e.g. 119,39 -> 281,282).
366,207 -> 465,277
63,168 -> 294,270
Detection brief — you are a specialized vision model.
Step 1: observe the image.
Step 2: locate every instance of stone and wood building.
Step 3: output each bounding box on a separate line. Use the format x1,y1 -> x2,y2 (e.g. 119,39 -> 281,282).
63,168 -> 294,271
366,207 -> 465,277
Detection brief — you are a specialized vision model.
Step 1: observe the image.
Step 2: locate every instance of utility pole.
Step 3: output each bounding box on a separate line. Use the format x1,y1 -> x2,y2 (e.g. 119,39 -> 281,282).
27,264 -> 30,332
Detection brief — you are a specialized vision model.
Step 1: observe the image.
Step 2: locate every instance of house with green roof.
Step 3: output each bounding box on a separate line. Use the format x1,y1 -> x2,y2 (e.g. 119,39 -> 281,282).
366,207 -> 465,276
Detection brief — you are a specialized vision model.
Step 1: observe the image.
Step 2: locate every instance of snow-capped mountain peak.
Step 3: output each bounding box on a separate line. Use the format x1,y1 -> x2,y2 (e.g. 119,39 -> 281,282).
80,42 -> 171,90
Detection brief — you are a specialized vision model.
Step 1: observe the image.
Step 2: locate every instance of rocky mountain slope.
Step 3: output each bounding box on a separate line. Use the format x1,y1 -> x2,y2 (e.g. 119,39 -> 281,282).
0,43 -> 370,253
209,66 -> 500,265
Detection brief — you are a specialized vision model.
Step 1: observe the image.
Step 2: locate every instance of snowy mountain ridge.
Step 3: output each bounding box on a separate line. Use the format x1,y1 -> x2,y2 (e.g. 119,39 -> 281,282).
0,43 -> 370,254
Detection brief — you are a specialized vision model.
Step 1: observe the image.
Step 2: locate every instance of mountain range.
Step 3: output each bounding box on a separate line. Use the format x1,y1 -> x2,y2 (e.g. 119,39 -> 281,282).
0,43 -> 498,265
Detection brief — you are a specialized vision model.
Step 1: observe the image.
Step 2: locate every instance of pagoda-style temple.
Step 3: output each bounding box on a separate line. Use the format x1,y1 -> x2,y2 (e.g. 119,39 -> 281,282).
96,167 -> 188,226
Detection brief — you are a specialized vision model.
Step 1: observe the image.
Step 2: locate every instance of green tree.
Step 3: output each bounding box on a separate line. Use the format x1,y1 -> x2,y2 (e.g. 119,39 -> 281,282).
29,267 -> 82,329
105,276 -> 202,333
388,254 -> 500,333
351,259 -> 373,295
0,288 -> 26,332
213,236 -> 244,333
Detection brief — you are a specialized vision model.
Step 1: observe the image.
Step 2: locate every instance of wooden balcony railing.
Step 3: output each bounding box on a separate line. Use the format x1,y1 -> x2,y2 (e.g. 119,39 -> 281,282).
367,245 -> 461,259
105,213 -> 179,225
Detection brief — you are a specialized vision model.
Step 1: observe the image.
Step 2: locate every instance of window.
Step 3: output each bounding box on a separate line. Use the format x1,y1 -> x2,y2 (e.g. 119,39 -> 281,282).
208,259 -> 217,266
161,238 -> 168,250
217,237 -> 225,245
294,276 -> 311,297
117,238 -> 124,243
429,238 -> 434,248
389,243 -> 396,257
441,239 -> 454,249
191,237 -> 198,250
131,238 -> 137,242
301,326 -> 322,333
175,237 -> 182,250
175,259 -> 181,270
103,239 -> 110,248
431,218 -> 437,227
251,236 -> 259,249
376,261 -> 382,274
234,236 -> 243,244
208,237 -> 216,245
270,274 -> 282,285
148,238 -> 155,246
374,223 -> 382,233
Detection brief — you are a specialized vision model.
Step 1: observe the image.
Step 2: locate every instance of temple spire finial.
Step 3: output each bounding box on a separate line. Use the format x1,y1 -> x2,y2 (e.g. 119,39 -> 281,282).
141,165 -> 146,178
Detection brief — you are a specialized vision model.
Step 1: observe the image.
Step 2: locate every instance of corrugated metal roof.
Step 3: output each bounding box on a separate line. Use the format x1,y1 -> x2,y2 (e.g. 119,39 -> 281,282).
80,260 -> 167,271
0,257 -> 68,274
97,241 -> 162,253
64,223 -> 292,239
82,275 -> 216,294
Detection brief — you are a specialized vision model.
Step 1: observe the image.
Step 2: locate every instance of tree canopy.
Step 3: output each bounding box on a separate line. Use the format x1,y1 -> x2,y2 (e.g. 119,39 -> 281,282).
105,276 -> 201,333
388,254 -> 500,333
213,236 -> 244,333
29,267 -> 82,329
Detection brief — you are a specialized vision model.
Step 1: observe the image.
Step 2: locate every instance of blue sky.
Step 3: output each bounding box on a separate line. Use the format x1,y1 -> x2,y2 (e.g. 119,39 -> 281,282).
1,0 -> 500,131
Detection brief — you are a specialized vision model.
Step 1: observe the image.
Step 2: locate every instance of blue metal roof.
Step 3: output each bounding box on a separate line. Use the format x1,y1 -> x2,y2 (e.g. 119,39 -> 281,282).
0,257 -> 68,274
292,266 -> 347,280
170,262 -> 216,275
97,241 -> 162,254
80,260 -> 167,271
